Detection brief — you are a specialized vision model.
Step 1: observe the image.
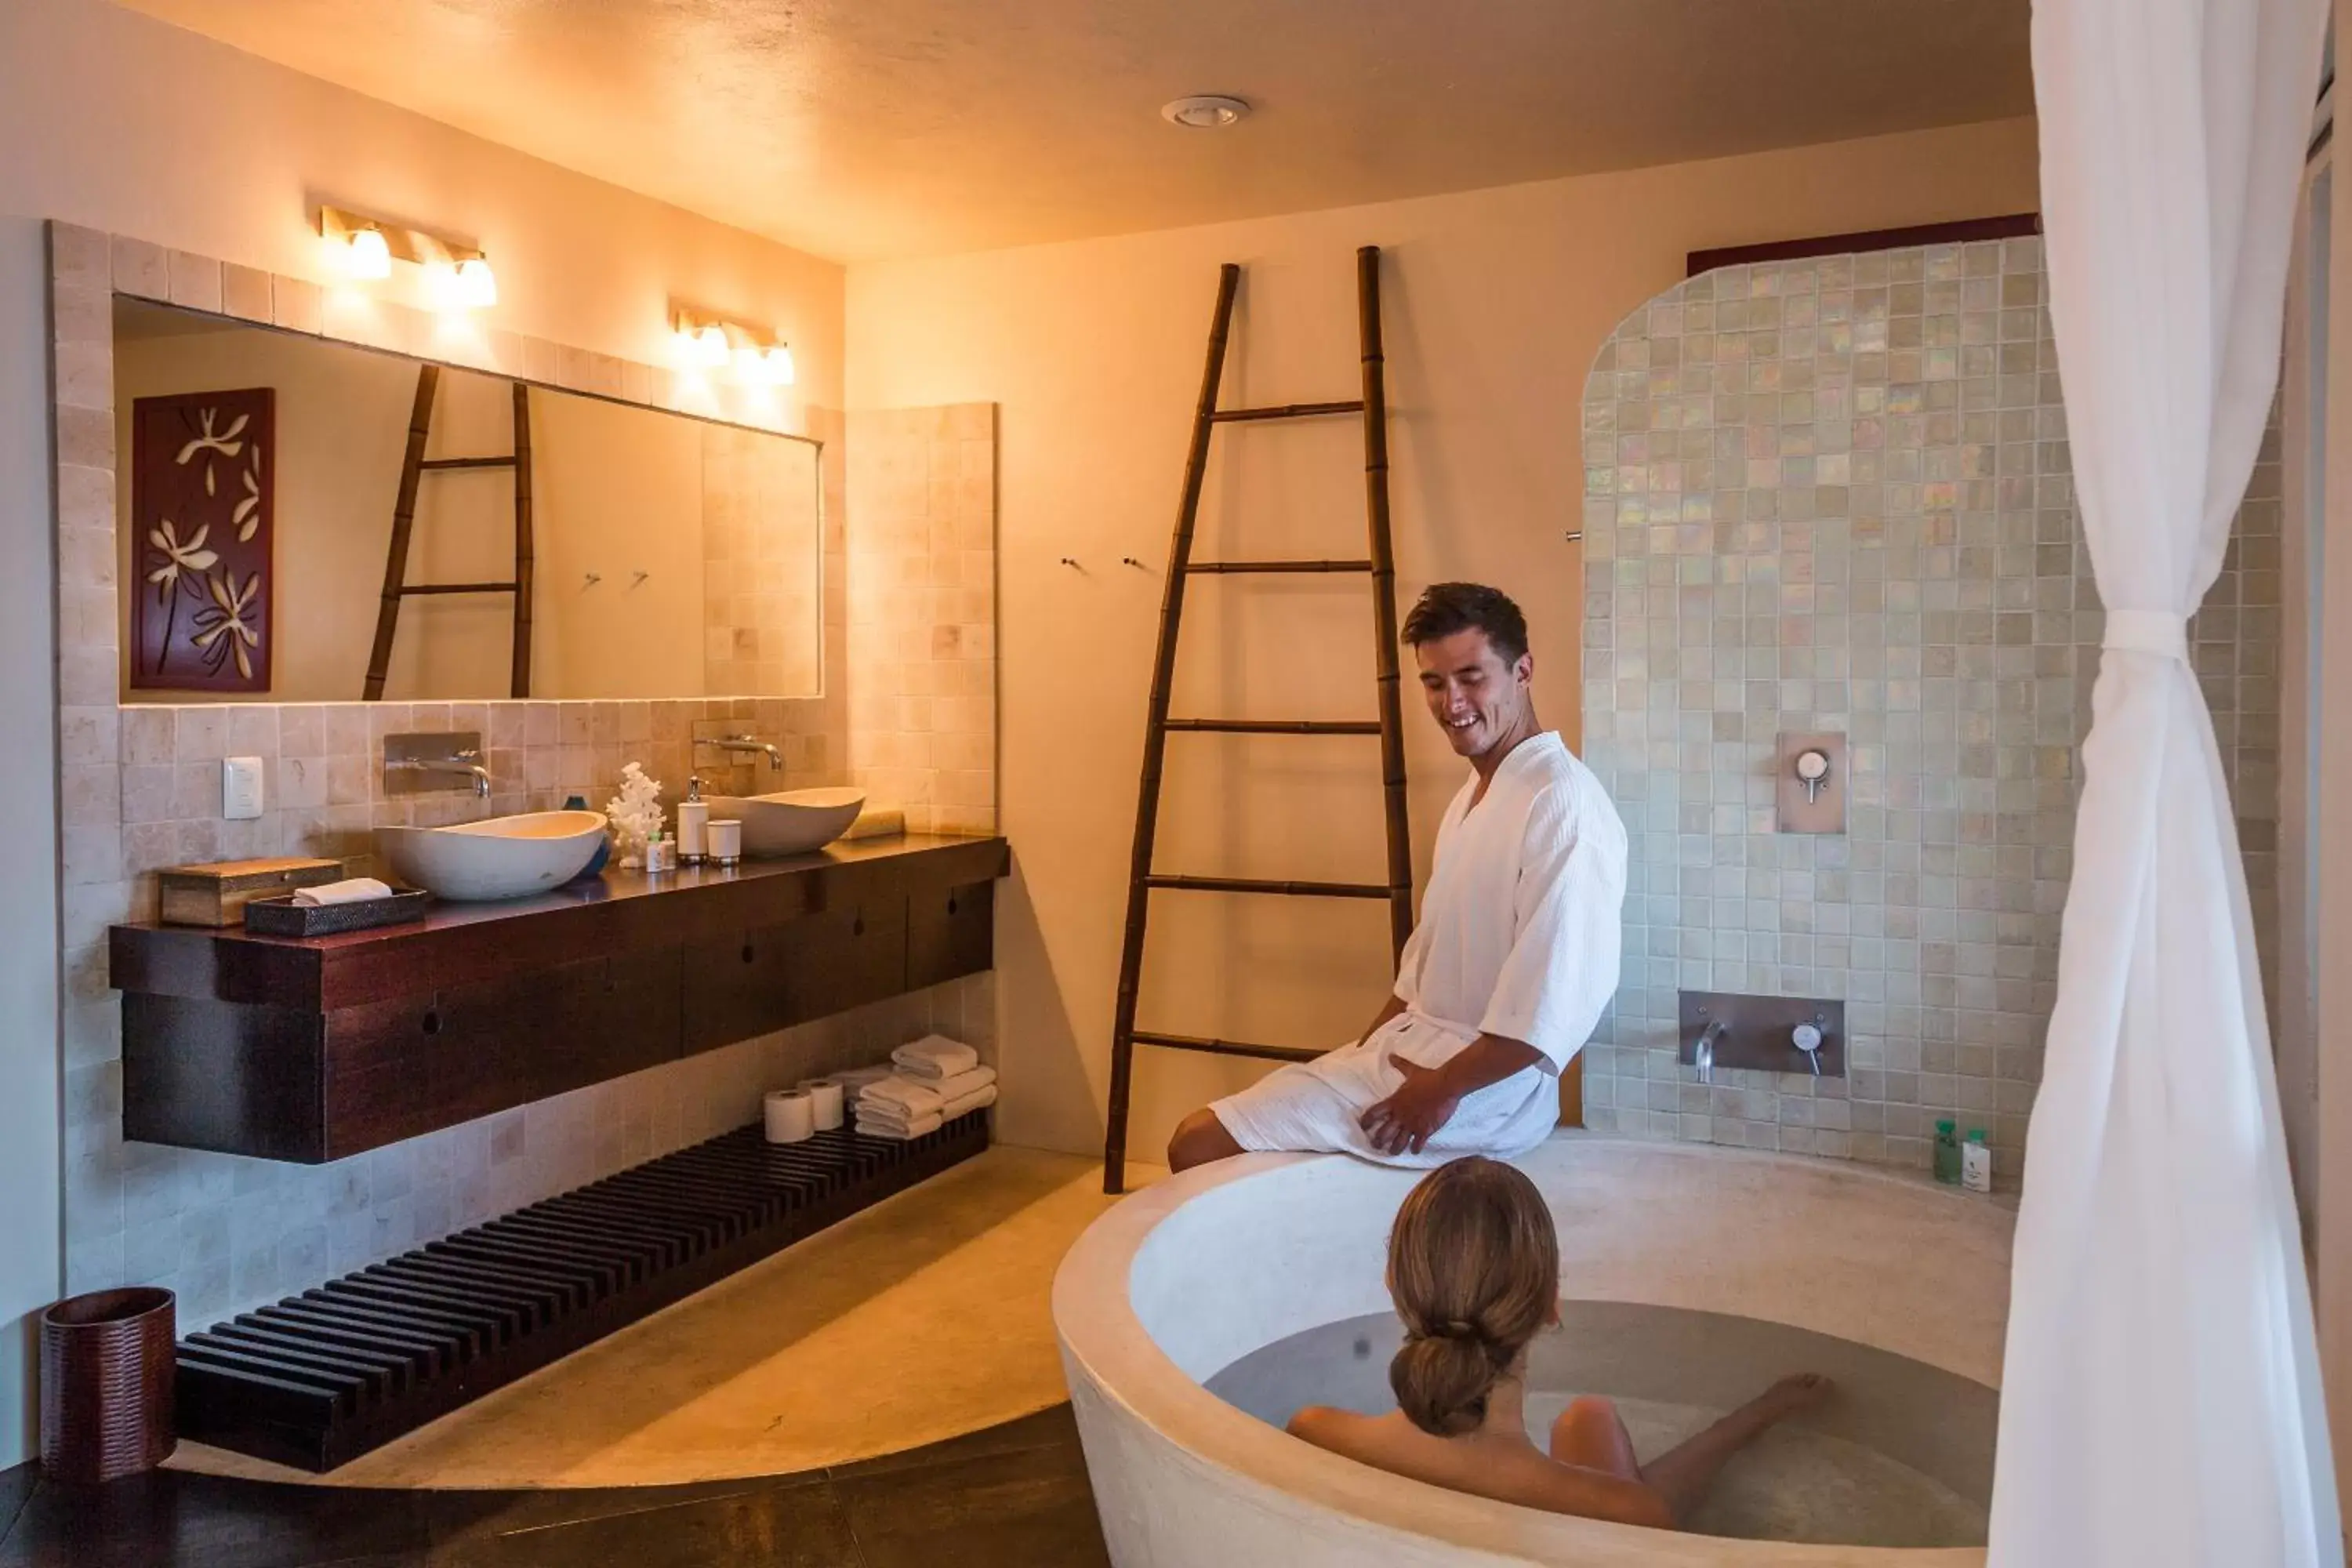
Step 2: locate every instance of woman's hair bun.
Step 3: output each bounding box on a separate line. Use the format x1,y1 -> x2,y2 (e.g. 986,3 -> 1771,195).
1390,1329 -> 1502,1436
1383,1157 -> 1560,1437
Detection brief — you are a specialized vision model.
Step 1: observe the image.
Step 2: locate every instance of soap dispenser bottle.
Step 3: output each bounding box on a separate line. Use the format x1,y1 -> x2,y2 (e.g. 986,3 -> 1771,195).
678,775 -> 709,866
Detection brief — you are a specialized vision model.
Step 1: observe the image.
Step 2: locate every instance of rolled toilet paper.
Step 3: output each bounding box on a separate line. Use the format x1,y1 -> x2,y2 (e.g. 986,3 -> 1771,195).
764,1088 -> 815,1144
796,1077 -> 846,1131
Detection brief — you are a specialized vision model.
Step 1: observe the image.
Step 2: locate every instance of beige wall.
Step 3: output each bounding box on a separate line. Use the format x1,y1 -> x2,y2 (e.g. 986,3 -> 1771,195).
0,0 -> 844,1465
848,116 -> 2042,1162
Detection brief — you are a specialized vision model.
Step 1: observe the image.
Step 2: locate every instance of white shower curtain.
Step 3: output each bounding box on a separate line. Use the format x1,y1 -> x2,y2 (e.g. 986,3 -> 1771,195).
1991,2 -> 2339,1564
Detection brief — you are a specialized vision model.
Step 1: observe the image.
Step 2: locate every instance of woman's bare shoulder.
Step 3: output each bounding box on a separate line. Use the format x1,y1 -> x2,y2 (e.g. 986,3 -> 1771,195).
1287,1404 -> 1372,1447
1287,1405 -> 1432,1472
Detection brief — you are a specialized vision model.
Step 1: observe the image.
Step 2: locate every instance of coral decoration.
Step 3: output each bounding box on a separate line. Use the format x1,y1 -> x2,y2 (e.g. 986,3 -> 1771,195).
607,762 -> 666,869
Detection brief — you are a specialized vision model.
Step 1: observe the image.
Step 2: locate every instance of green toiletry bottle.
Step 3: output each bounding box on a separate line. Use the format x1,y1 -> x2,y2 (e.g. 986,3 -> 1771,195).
1933,1119 -> 1962,1185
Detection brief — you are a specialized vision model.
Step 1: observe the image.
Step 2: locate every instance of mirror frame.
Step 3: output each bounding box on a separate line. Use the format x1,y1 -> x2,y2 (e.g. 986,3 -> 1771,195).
91,252 -> 833,710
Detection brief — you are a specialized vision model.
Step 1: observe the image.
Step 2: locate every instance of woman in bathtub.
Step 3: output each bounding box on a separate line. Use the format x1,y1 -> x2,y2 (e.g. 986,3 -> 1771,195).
1287,1157 -> 1829,1530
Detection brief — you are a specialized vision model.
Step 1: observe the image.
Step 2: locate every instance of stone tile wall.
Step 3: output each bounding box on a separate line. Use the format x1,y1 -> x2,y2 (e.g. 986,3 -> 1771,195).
49,223 -> 999,1324
846,405 -> 999,835
702,422 -> 825,698
1576,238 -> 2280,1182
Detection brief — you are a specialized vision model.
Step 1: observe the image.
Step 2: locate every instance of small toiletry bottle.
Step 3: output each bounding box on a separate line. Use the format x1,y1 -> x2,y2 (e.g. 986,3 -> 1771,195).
678,776 -> 709,866
1933,1118 -> 1962,1185
1962,1128 -> 1994,1193
647,833 -> 675,873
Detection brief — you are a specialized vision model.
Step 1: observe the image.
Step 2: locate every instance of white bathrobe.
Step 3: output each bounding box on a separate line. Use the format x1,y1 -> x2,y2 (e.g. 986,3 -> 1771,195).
1210,731 -> 1626,1167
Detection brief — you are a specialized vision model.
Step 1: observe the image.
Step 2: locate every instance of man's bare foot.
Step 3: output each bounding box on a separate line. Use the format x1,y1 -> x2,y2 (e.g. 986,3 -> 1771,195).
1751,1372 -> 1834,1425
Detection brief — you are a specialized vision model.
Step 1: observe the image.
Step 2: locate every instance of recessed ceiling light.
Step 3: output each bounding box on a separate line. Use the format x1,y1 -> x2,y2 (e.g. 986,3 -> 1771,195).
1162,95 -> 1250,129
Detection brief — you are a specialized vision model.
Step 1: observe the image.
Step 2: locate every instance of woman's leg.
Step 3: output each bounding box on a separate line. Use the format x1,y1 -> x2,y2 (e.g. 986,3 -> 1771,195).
1549,1396 -> 1643,1480
1636,1373 -> 1831,1523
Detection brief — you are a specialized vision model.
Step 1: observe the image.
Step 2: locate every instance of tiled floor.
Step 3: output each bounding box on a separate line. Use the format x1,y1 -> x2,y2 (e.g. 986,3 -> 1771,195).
0,1406 -> 1108,1567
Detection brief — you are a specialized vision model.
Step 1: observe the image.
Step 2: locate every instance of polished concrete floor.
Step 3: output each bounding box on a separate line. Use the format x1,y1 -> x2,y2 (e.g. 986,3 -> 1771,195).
0,1405 -> 1107,1566
8,1145 -> 1137,1563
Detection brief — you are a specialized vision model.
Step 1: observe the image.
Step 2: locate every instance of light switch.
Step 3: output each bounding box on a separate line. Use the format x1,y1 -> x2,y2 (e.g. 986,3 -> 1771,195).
223,755 -> 265,820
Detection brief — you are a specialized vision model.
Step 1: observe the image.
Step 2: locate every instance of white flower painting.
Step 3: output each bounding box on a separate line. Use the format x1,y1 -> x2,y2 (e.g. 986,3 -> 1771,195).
132,388 -> 274,691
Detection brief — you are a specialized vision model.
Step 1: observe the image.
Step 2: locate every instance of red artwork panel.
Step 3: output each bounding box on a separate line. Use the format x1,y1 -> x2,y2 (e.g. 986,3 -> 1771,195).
130,387 -> 274,692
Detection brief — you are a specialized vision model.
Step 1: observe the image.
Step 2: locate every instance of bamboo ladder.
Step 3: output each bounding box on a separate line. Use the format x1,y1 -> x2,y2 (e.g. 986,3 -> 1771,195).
363,365 -> 537,699
1101,245 -> 1414,1194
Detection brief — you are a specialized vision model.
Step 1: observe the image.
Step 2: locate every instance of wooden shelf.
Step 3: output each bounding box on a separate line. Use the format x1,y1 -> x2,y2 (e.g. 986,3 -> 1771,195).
176,1111 -> 993,1472
111,833 -> 1009,1163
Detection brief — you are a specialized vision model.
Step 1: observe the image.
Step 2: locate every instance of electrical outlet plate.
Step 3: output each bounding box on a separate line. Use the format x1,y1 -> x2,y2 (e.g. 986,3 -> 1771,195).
222,755 -> 265,820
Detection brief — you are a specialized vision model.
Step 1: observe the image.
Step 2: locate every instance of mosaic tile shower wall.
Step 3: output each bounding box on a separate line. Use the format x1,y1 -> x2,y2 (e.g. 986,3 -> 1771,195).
1576,238 -> 2281,1180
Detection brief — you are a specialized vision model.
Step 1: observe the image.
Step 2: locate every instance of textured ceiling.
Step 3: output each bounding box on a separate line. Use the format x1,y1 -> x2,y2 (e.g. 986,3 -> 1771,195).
120,0 -> 2034,261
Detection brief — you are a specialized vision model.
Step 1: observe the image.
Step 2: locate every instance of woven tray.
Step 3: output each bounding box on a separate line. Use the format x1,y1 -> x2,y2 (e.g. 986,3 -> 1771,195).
242,888 -> 433,937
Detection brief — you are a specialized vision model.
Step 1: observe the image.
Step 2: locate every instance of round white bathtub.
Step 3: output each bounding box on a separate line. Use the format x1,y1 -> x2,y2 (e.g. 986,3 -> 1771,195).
1053,1134 -> 2014,1566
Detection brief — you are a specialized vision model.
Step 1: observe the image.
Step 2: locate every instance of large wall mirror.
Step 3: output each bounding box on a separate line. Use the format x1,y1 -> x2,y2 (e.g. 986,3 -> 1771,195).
114,298 -> 822,704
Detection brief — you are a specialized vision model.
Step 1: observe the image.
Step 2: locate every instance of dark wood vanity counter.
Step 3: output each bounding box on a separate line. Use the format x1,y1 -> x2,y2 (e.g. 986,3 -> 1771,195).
111,833 -> 1010,1163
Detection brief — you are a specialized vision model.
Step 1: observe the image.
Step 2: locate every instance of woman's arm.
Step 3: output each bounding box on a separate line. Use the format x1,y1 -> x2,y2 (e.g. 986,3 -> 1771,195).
1535,1464 -> 1679,1531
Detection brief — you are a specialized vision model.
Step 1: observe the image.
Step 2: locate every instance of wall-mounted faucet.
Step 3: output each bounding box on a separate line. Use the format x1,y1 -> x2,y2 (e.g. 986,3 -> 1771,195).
1693,1017 -> 1726,1085
1679,989 -> 1847,1080
703,734 -> 784,771
384,731 -> 491,797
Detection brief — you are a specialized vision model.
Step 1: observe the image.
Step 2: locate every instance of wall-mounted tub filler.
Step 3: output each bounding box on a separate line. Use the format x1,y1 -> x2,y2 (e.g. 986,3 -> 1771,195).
383,731 -> 491,797
1679,989 -> 1847,1079
1691,1016 -> 1726,1085
1776,730 -> 1847,834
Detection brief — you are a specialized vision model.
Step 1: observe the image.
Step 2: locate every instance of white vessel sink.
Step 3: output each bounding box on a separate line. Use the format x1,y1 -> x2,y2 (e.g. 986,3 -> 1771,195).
378,809 -> 608,902
704,787 -> 867,858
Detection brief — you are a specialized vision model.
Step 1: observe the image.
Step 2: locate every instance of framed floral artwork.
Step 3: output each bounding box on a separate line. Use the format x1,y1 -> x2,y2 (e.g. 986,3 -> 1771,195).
129,387 -> 274,691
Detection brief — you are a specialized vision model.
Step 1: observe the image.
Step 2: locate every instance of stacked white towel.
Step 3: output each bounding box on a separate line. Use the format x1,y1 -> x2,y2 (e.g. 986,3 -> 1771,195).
856,1064 -> 997,1139
890,1034 -> 980,1081
826,1065 -> 898,1098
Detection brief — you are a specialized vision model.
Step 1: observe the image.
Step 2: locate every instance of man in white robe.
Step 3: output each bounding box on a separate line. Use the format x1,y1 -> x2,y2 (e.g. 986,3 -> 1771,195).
1166,583 -> 1626,1171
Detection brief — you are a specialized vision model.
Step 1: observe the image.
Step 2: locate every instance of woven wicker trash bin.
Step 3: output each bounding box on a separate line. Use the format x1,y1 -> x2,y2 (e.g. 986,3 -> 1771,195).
40,1287 -> 176,1483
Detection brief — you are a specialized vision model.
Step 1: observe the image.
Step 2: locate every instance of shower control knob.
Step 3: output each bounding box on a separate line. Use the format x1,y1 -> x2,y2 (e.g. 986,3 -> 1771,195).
1795,747 -> 1832,803
1791,1022 -> 1824,1075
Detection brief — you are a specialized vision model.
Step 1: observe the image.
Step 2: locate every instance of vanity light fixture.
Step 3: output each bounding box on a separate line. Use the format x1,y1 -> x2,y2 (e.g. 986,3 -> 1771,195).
318,205 -> 497,309
673,307 -> 795,386
684,322 -> 729,368
738,341 -> 796,387
342,224 -> 393,281
452,256 -> 499,309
